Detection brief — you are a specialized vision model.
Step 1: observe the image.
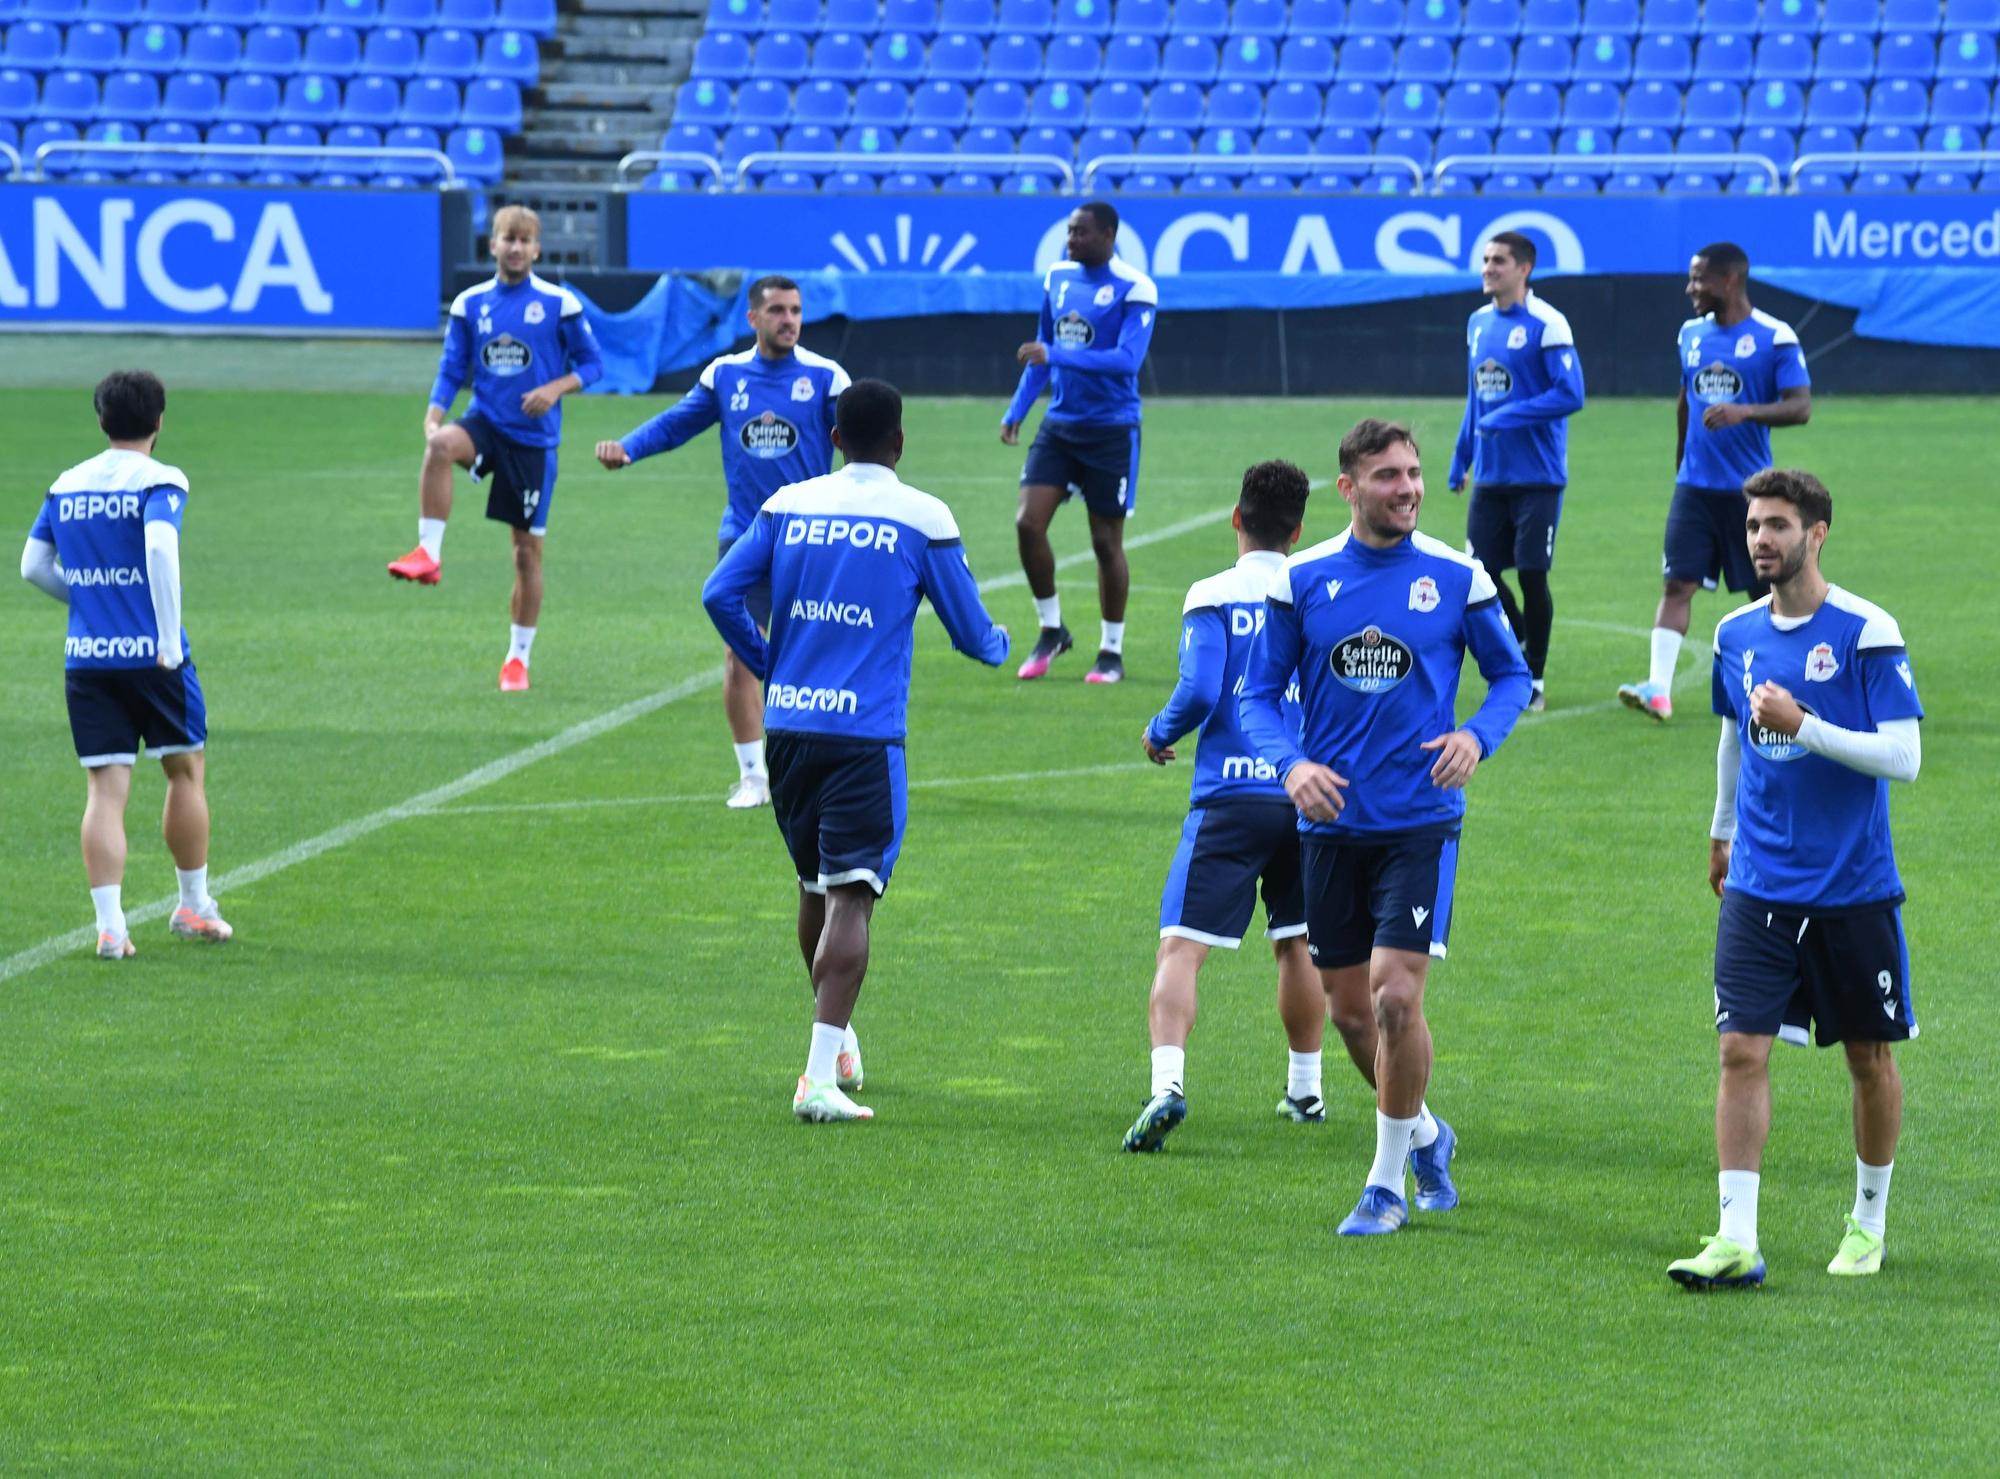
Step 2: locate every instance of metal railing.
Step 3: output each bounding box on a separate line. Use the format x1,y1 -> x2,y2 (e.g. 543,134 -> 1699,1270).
0,141 -> 19,180
612,151 -> 727,189
1432,151 -> 1785,193
30,139 -> 459,183
1081,152 -> 1424,192
1791,149 -> 2000,186
731,150 -> 1075,192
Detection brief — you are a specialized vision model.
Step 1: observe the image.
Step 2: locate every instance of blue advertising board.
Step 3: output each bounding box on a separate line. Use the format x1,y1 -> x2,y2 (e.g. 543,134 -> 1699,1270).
0,184 -> 440,332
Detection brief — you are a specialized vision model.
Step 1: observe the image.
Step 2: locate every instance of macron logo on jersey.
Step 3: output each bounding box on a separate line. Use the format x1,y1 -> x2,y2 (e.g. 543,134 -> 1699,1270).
767,684 -> 859,715
66,634 -> 155,661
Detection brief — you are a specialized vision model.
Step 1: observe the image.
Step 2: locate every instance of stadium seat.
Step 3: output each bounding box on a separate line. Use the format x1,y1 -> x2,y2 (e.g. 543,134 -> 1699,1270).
217,70 -> 280,123
983,33 -> 1041,81
1218,34 -> 1275,82
322,0 -> 377,23
1806,78 -> 1866,124
729,76 -> 787,125
1438,123 -> 1494,158
1496,121 -> 1549,153
1028,78 -> 1085,124
1044,34 -> 1099,80
1078,121 -> 1130,158
363,26 -> 421,77
660,120 -> 719,155
821,0 -> 877,28
1541,168 -> 1597,191
437,0 -> 494,27
21,0 -> 80,17
1613,123 -> 1670,153
1520,0 -> 1576,33
939,165 -> 996,189
278,71 -> 340,122
1256,122 -> 1311,151
1929,78 -> 1991,123
156,68 -> 221,120
1239,169 -> 1295,192
1668,168 -> 1723,192
1441,80 -> 1500,125
1315,121 -> 1372,154
303,24 -> 362,78
850,78 -> 909,123
1133,120 -> 1190,151
1512,35 -> 1570,82
1236,0 -> 1288,34
778,120 -> 836,149
479,28 -> 537,84
1678,123 -> 1734,157
1302,168 -> 1359,189
1464,0 -> 1522,34
1403,0 -> 1460,37
1384,78 -> 1441,124
378,0 -> 437,23
1602,167 -> 1660,191
197,117 -> 258,172
1684,80 -> 1743,126
1337,36 -> 1395,83
1195,123 -> 1249,155
1740,122 -> 1795,166
62,21 -> 122,72
83,0 -> 142,19
784,76 -> 842,125
494,0 -> 552,34
1923,121 -> 1973,154
1860,121 -> 1917,152
1455,35 -> 1512,81
1161,36 -> 1218,82
751,30 -> 810,80
1375,124 -> 1432,163
1262,79 -> 1322,124
461,74 -> 517,129
1483,170 -> 1540,190
1874,34 -> 1933,81
1146,77 -> 1200,123
1502,78 -> 1559,123
2,20 -> 62,69
93,69 -> 156,120
1396,36 -> 1453,83
691,32 -> 751,81
1052,0 -> 1108,31
921,31 -> 980,78
1938,31 -> 1998,79
1753,33 -> 1813,82
1745,78 -> 1806,125
1621,80 -> 1680,125
1087,77 -> 1144,122
419,27 -> 479,80
0,67 -> 33,120
969,76 -> 1026,124
1100,35 -> 1158,81
1799,122 -> 1859,158
1703,0 -> 1757,31
1867,77 -> 1926,124
1177,168 -> 1231,191
882,0 -> 939,33
444,121 -> 498,179
936,0 -> 993,30
1762,0 -> 1811,26
993,0 -> 1048,29
718,120 -> 778,166
1880,0 -> 1938,32
1578,0 -> 1635,32
765,0 -> 816,28
1945,0 -> 2000,24
179,23 -> 245,75
142,0 -> 201,19
1324,79 -> 1382,123
1632,35 -> 1691,82
1291,0 -> 1344,33
836,121 -> 895,153
262,118 -> 319,173
1914,167 -> 1972,191
954,120 -> 1009,150
1639,0 -> 1693,33
1853,168 -> 1911,191
266,0 -> 319,24
1206,78 -> 1259,123
117,21 -> 182,73
1560,78 -> 1618,123
399,73 -> 457,125
1815,33 -> 1875,82
1000,167 -> 1063,191
863,31 -> 921,80
1276,35 -> 1334,83
133,117 -> 197,171
1694,35 -> 1751,82
1115,0 -> 1167,31
1573,34 -> 1631,83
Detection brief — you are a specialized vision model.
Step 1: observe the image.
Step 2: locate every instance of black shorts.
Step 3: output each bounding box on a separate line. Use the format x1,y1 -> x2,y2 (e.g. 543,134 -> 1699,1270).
461,412 -> 558,533
767,732 -> 907,896
1714,890 -> 1916,1046
1301,830 -> 1459,969
1020,420 -> 1141,519
65,662 -> 207,767
1467,482 -> 1564,574
1157,798 -> 1308,949
718,536 -> 772,630
1663,482 -> 1763,595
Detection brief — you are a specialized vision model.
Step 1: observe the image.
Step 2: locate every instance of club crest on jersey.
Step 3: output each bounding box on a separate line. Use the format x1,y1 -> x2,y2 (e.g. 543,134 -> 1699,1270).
524,300 -> 545,325
1408,576 -> 1440,613
1506,325 -> 1528,349
1054,311 -> 1094,348
790,376 -> 815,402
1331,626 -> 1415,694
1094,284 -> 1117,306
740,410 -> 800,457
1694,362 -> 1743,402
480,335 -> 532,375
1803,642 -> 1839,681
1475,357 -> 1512,399
1735,333 -> 1757,358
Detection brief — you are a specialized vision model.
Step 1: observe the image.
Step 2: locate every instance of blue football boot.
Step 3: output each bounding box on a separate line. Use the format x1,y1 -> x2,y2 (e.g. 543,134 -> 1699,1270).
1122,1090 -> 1187,1153
1409,1117 -> 1459,1212
1337,1184 -> 1409,1236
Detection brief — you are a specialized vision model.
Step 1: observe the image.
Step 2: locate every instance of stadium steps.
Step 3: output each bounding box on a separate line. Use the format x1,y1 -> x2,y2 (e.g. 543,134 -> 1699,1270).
507,0 -> 698,186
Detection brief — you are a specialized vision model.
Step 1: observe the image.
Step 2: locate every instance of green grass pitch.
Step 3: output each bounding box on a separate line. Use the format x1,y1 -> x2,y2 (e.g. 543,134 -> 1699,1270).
2,367 -> 1996,1471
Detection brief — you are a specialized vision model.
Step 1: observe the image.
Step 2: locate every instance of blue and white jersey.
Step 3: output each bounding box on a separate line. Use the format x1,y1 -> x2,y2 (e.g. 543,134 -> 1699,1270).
621,345 -> 849,543
430,273 -> 604,451
1146,550 -> 1304,807
1004,257 -> 1158,430
702,461 -> 1011,743
1712,587 -> 1922,910
1448,292 -> 1585,490
1678,308 -> 1810,492
28,449 -> 188,670
1240,529 -> 1533,837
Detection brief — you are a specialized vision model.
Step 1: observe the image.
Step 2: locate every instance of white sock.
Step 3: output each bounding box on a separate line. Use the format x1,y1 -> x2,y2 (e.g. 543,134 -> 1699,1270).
1033,594 -> 1061,629
733,739 -> 767,780
1719,1169 -> 1760,1249
1648,626 -> 1682,691
841,1022 -> 860,1056
1151,1044 -> 1185,1099
1531,678 -> 1545,696
806,1021 -> 845,1085
1286,1049 -> 1321,1102
1852,1158 -> 1893,1237
508,624 -> 536,665
1100,619 -> 1125,655
175,866 -> 210,912
418,517 -> 446,561
89,884 -> 125,937
1366,1110 -> 1419,1194
1410,1101 -> 1440,1151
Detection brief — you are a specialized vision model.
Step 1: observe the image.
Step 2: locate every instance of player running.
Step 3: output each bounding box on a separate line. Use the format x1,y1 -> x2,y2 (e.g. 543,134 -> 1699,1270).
1619,242 -> 1811,721
1124,461 -> 1323,1153
598,276 -> 850,809
387,205 -> 604,693
702,380 -> 1010,1123
1240,419 -> 1532,1236
1001,200 -> 1157,686
19,370 -> 232,958
1668,469 -> 1922,1290
1447,231 -> 1585,713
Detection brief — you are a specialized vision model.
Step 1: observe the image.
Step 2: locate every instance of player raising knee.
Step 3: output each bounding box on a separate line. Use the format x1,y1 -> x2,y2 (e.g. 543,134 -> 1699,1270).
20,371 -> 231,958
387,205 -> 604,693
1124,460 -> 1325,1153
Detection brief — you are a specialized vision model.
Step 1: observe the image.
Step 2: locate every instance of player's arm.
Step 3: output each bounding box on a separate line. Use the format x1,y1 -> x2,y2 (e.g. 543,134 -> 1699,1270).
1674,383 -> 1689,470
917,539 -> 1010,666
20,503 -> 65,604
142,483 -> 187,670
1707,383 -> 1812,431
525,305 -> 606,417
1709,717 -> 1740,896
1751,639 -> 1922,783
1046,292 -> 1157,375
1476,343 -> 1586,431
1144,607 -> 1225,762
1002,295 -> 1055,438
1243,595 -> 1347,822
1443,584 -> 1533,775
700,512 -> 775,678
600,380 -> 720,469
426,309 -> 473,434
1447,350 -> 1477,493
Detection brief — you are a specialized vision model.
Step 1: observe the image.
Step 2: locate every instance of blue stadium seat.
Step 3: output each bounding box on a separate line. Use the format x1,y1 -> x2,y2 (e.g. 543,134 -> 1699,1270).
937,0 -> 994,31
779,120 -> 837,148
926,30 -> 983,77
1694,35 -> 1751,82
446,123 -> 500,180
1684,80 -> 1743,125
21,118 -> 79,170
22,0 -> 80,17
62,20 -> 122,71
1929,78 -> 1991,123
1560,78 -> 1617,122
1668,168 -> 1724,192
1867,77 -> 1925,123
882,0 -> 939,34
143,0 -> 201,19
1745,79 -> 1806,124
1463,0 -> 1521,34
1632,35 -> 1691,81
1115,0 -> 1167,31
1815,33 -> 1874,81
1945,0 -> 2000,24
752,30 -> 811,79
1375,124 -> 1433,162
2,21 -> 62,69
1277,35 -> 1334,82
750,167 -> 817,190
84,0 -> 142,20
719,120 -> 785,161
399,73 -> 457,124
1496,121 -> 1549,152
0,67 -> 32,118
1134,120 -> 1191,150
708,0 -> 763,24
194,117 -> 256,174
896,120 -> 950,149
1315,120 -> 1371,153
983,32 -> 1040,80
1045,33 -> 1099,79
868,30 -> 925,78
1601,167 -> 1661,191
96,69 -> 157,118
1078,120 -> 1130,158
808,30 -> 864,78
1502,77 -> 1559,122
495,0 -> 551,34
1678,122 -> 1734,156
322,0 -> 377,23
1234,0 -> 1287,34
1396,36 -> 1453,82
660,120 -> 718,155
1100,34 -> 1158,81
1761,0 -> 1811,27
1301,168 -> 1360,189
1860,121 -> 1916,151
1852,167 -> 1912,191
1806,77 -> 1866,123
1512,35 -> 1570,81
1483,169 -> 1542,189
480,27 -> 537,83
1346,0 -> 1400,32
1240,169 -> 1295,192
1914,167 -> 1972,191
1337,36 -> 1395,82
1621,80 -> 1680,124
849,77 -> 908,122
278,70 -> 339,121
822,0 -> 878,29
262,118 -> 318,173
730,75 -> 788,124
1256,122 -> 1311,150
1028,77 -> 1085,123
363,25 -> 420,76
940,166 -> 998,189
217,70 -> 280,122
461,77 -> 516,128
1874,33 -> 1932,80
1979,170 -> 2000,191
691,32 -> 751,80
1438,123 -> 1493,157
969,76 -> 1026,123
1161,36 -> 1218,81
419,27 -> 479,79
993,0 -> 1048,29
1799,122 -> 1858,158
1000,168 -> 1064,191
1218,34 -> 1275,81
1457,35 -> 1513,80
1291,0 -> 1344,32
303,24 -> 361,77
378,0 -> 438,24
958,120 -> 1012,149
1052,0 -> 1108,31
1520,0 -> 1576,32
1613,123 -> 1670,152
157,67 -> 220,118
1087,76 -> 1143,120
1263,79 -> 1322,122
1442,79 -> 1500,123
1880,0 -> 1937,32
36,66 -> 96,118
1195,123 -> 1249,154
1753,33 -> 1813,82
1383,78 -> 1441,124
120,21 -> 183,73
135,117 -> 198,171
1639,0 -> 1693,33
1324,79 -> 1381,122
437,0 -> 495,28
1704,0 -> 1757,31
1145,76 -> 1200,122
1578,0 -> 1634,32
1174,168 -> 1230,190
1738,123 -> 1794,167
1541,168 -> 1597,190
1404,0 -> 1461,37
1205,77 -> 1258,122
1572,34 -> 1631,82
178,22 -> 240,73
1938,31 -> 1998,79
1922,121 -> 1974,153
767,0 -> 818,30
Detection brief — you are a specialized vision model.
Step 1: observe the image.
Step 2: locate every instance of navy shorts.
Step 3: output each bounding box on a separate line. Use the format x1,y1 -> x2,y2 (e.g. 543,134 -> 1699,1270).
718,536 -> 772,630
767,732 -> 907,896
461,413 -> 558,533
1714,890 -> 1916,1047
1158,798 -> 1308,949
1467,482 -> 1564,574
1301,830 -> 1459,969
1663,482 -> 1762,594
1021,420 -> 1141,519
65,662 -> 207,767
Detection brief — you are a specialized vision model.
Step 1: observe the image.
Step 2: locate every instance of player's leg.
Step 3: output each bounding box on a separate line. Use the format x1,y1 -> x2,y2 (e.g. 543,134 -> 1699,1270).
720,546 -> 773,808
81,761 -> 135,959
1511,487 -> 1563,710
1320,962 -> 1377,1087
1813,905 -> 1912,1275
389,420 -> 477,582
1084,508 -> 1129,684
1013,479 -> 1073,679
1123,935 -> 1204,1151
140,658 -> 229,941
497,449 -> 555,691
498,526 -> 544,692
1466,487 -> 1525,644
1622,484 -> 1716,719
1260,821 -> 1325,1121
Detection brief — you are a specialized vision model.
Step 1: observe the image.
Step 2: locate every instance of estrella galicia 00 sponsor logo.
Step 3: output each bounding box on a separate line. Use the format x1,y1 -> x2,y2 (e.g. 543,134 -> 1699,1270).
766,684 -> 859,714
1475,358 -> 1512,399
1693,362 -> 1743,402
741,410 -> 801,458
1053,310 -> 1094,348
1331,626 -> 1415,693
481,334 -> 532,375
